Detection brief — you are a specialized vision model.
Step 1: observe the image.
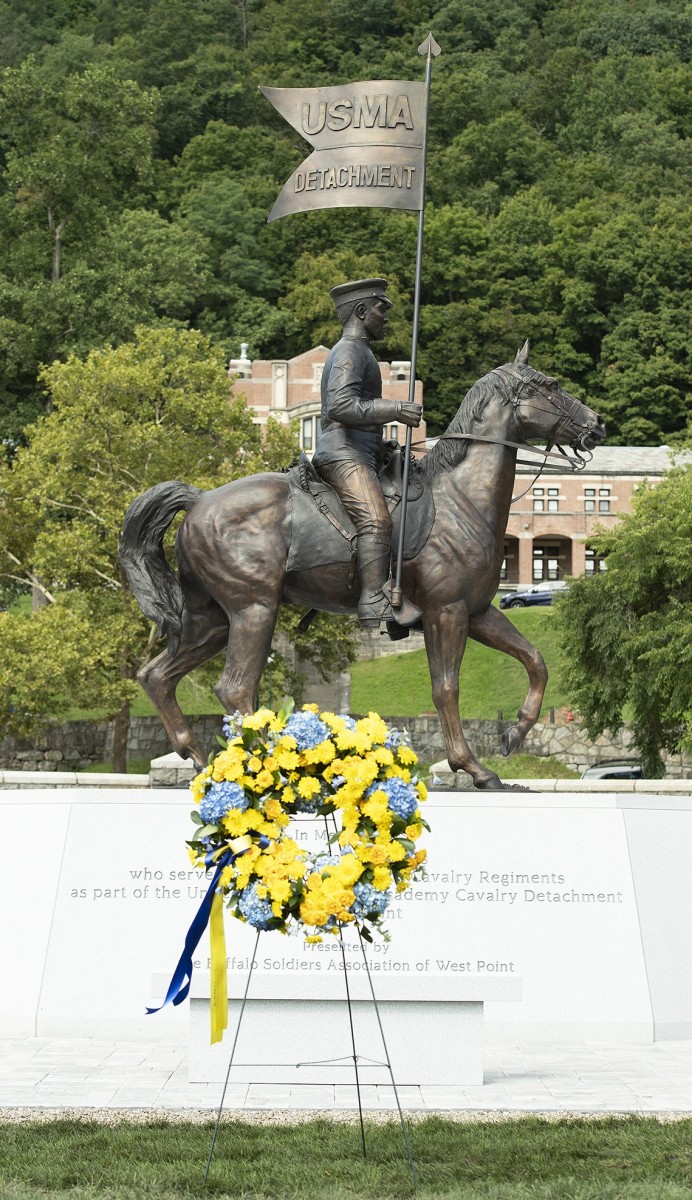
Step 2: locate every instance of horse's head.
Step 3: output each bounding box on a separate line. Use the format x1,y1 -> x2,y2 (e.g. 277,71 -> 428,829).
494,340 -> 606,453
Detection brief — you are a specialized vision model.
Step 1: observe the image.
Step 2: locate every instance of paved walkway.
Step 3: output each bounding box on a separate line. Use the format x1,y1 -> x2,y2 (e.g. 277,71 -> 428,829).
2,1037 -> 692,1115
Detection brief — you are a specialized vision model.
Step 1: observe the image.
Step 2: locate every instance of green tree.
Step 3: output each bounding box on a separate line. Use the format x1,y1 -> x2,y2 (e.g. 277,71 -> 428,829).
0,325 -> 297,770
554,464 -> 692,776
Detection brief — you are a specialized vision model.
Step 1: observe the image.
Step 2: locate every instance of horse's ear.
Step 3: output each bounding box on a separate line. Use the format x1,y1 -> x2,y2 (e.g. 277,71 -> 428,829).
515,339 -> 530,365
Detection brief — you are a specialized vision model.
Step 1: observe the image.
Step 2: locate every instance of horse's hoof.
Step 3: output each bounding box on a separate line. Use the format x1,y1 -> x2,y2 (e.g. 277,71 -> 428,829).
501,727 -> 522,757
474,772 -> 504,790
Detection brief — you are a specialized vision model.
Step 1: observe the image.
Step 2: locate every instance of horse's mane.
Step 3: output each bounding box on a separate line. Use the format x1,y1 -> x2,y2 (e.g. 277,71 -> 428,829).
419,371 -> 505,482
418,363 -> 556,482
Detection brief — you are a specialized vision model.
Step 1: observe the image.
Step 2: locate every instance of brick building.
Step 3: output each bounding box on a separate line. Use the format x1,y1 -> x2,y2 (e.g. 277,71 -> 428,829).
228,343 -> 426,455
502,446 -> 688,587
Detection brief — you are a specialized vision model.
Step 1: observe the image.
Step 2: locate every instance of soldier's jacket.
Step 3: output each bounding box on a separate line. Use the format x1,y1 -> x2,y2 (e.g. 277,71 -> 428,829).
313,335 -> 385,472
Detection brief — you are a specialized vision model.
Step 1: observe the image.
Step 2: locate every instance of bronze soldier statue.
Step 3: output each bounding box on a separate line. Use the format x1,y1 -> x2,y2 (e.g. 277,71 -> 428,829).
312,278 -> 424,629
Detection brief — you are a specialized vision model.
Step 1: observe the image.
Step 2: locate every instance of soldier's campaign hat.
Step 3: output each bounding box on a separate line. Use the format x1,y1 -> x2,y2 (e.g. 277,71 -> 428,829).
329,278 -> 392,309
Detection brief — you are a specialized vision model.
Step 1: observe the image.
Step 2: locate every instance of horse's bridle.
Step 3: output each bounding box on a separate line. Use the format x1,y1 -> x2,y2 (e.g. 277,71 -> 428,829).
426,365 -> 597,503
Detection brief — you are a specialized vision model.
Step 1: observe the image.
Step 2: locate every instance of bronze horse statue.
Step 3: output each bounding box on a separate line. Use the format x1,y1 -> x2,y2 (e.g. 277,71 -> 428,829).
120,343 -> 605,790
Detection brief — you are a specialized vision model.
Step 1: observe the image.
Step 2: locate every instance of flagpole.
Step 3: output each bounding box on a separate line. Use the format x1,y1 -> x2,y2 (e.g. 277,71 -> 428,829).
391,33 -> 440,610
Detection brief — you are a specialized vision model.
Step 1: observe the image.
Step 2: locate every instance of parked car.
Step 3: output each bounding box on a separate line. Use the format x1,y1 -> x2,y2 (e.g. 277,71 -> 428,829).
581,760 -> 645,780
499,581 -> 568,609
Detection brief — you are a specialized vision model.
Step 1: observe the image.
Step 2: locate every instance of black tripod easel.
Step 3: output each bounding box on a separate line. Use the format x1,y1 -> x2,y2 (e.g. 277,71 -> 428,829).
203,814 -> 418,1186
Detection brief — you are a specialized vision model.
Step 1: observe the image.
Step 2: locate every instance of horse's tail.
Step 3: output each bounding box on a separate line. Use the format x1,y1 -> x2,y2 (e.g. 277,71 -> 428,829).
120,481 -> 204,654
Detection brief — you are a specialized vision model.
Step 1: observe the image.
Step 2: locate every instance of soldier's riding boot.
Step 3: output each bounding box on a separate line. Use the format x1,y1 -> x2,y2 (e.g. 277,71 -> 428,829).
357,535 -> 422,630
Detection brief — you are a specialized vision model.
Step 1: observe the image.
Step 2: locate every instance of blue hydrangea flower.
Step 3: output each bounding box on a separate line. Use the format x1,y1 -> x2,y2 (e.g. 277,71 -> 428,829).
200,780 -> 249,824
350,881 -> 392,921
283,710 -> 330,751
341,716 -> 357,730
311,853 -> 342,873
366,777 -> 418,821
385,727 -> 410,751
291,794 -> 322,814
222,711 -> 243,739
237,882 -> 274,929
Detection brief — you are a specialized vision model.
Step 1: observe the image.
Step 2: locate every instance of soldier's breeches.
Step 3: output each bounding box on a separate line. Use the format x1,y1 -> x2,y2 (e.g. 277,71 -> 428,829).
315,459 -> 392,539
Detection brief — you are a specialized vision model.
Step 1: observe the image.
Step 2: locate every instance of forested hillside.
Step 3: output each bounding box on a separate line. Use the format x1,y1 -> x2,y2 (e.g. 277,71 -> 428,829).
0,0 -> 689,445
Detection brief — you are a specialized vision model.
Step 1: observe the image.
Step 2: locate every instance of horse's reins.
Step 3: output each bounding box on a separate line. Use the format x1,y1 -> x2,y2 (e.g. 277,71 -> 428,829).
411,365 -> 595,504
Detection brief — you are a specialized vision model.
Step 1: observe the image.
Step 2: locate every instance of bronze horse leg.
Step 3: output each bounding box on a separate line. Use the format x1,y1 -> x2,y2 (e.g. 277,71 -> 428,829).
212,598 -> 281,717
468,605 -> 548,757
424,600 -> 504,789
138,595 -> 229,766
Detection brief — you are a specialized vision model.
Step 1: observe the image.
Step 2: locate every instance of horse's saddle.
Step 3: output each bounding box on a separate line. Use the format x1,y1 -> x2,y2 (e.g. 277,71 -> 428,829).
286,449 -> 435,573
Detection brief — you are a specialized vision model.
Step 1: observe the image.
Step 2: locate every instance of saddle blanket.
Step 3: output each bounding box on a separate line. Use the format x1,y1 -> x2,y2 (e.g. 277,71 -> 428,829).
286,458 -> 435,573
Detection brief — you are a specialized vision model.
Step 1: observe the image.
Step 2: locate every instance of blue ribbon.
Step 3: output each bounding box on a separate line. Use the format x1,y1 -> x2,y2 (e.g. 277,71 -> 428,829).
147,835 -> 270,1016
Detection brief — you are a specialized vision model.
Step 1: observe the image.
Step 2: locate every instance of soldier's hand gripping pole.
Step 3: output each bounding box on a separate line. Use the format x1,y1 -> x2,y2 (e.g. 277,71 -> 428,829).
391,33 -> 440,609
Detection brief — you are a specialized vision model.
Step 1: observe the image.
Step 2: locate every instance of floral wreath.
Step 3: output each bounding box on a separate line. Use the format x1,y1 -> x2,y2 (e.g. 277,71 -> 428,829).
188,702 -> 429,943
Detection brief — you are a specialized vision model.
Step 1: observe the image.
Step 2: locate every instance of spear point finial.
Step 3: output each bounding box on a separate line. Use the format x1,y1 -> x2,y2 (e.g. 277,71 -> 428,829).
418,32 -> 441,58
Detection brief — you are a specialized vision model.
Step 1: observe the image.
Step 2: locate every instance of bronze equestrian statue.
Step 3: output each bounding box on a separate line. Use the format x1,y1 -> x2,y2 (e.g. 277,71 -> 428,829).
312,278 -> 422,631
120,336 -> 605,790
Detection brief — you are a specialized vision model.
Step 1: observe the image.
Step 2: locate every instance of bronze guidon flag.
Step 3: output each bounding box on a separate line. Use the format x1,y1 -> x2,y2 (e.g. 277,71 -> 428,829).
260,80 -> 426,221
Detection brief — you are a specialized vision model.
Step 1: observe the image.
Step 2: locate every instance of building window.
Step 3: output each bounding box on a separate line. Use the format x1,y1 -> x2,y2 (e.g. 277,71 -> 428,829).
547,488 -> 559,513
500,542 -> 508,582
533,487 -> 544,512
390,423 -> 399,442
598,487 -> 611,513
300,415 -> 320,452
533,544 -> 561,581
585,548 -> 607,575
584,487 -> 596,513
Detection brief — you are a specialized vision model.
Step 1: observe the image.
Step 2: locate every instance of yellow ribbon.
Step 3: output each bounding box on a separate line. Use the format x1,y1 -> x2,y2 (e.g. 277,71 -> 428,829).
209,889 -> 228,1044
209,834 -> 252,1045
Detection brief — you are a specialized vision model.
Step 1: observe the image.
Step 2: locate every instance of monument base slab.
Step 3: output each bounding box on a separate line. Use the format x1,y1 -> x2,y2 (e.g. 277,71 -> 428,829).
184,971 -> 520,1086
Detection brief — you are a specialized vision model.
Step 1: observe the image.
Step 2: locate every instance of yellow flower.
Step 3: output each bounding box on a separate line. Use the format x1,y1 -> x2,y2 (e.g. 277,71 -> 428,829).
302,702 -> 319,713
247,756 -> 262,773
357,713 -> 389,744
297,776 -> 321,799
305,934 -> 322,943
406,822 -> 423,840
264,797 -> 283,820
263,755 -> 277,771
275,746 -> 300,770
416,780 -> 428,802
242,707 -> 276,730
252,769 -> 275,792
222,809 -> 252,837
373,746 -> 394,766
302,739 -> 336,765
397,745 -> 418,765
372,866 -> 391,890
255,883 -> 268,898
336,729 -> 372,754
282,785 -> 295,805
331,854 -> 363,885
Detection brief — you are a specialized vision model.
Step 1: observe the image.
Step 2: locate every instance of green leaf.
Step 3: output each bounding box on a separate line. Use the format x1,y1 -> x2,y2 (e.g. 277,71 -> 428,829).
190,810 -> 204,825
216,734 -> 228,749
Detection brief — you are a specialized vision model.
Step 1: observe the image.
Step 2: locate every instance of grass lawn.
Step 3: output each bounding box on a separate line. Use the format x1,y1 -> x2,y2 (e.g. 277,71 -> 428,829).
1,1116 -> 691,1200
351,608 -> 566,720
1,1113 -> 690,1200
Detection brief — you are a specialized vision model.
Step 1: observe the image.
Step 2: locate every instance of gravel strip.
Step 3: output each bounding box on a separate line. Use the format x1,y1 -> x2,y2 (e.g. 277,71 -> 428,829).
0,1108 -> 689,1125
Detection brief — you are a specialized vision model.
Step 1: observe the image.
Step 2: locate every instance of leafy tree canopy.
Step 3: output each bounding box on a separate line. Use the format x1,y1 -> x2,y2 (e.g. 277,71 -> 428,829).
0,326 -> 299,765
0,0 -> 689,443
554,462 -> 692,776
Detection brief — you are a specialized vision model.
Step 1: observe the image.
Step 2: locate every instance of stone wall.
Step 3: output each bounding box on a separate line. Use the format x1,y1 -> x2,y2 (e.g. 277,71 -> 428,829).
0,715 -> 224,771
2,710 -> 690,778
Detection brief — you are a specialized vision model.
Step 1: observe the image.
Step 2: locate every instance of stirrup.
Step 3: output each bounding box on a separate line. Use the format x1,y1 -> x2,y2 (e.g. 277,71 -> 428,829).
358,596 -> 397,630
382,580 -> 423,628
